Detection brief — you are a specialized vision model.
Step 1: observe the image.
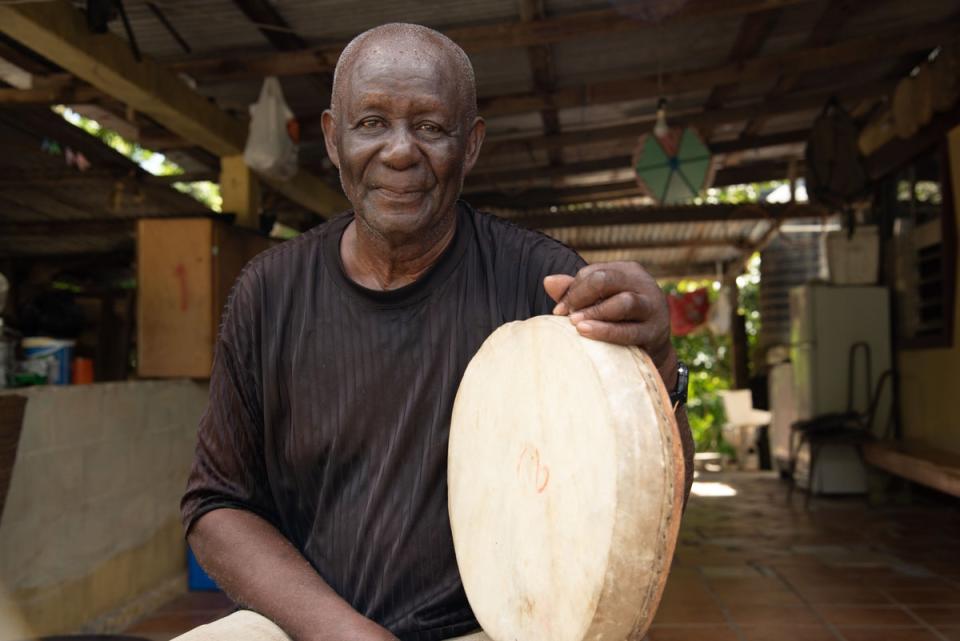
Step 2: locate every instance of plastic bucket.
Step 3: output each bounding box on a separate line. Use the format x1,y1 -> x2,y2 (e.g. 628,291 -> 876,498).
22,337 -> 75,385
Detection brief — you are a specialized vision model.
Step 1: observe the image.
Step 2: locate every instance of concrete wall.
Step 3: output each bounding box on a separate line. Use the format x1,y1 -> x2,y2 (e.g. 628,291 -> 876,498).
898,125 -> 960,453
0,379 -> 207,636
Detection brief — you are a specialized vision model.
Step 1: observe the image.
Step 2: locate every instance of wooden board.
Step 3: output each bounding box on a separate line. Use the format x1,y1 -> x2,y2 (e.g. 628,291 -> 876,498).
863,440 -> 960,498
137,218 -> 214,378
448,316 -> 684,641
137,218 -> 273,378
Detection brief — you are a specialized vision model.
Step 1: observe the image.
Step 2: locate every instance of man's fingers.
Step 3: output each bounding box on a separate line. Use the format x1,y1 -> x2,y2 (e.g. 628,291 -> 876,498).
543,274 -> 575,308
574,319 -> 670,352
559,265 -> 636,313
568,291 -> 655,324
573,320 -> 647,346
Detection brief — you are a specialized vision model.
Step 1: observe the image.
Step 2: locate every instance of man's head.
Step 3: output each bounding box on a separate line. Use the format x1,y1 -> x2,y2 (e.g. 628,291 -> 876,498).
322,24 -> 485,245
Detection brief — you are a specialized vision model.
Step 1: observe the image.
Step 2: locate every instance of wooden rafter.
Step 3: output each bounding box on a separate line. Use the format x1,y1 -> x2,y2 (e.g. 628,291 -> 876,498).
519,0 -> 563,168
468,130 -> 809,188
740,0 -> 865,137
467,160 -> 806,209
478,78 -> 891,164
504,202 -> 826,228
700,8 -> 782,136
230,0 -> 332,98
156,0 -> 813,82
560,238 -> 748,252
478,20 -> 958,117
0,0 -> 347,216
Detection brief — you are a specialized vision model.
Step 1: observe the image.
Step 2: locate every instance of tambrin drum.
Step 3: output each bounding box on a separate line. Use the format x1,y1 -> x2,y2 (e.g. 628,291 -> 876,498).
448,316 -> 684,641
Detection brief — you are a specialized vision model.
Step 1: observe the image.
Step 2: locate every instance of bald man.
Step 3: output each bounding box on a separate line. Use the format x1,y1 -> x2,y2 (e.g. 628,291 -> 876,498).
177,23 -> 692,641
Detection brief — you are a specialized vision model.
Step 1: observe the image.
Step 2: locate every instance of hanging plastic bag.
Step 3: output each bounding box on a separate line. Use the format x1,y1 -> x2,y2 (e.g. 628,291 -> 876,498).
244,77 -> 299,181
707,285 -> 733,335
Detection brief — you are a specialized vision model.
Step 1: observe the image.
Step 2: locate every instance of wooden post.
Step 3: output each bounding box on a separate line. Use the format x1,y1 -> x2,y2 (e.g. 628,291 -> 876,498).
727,278 -> 750,389
220,155 -> 261,230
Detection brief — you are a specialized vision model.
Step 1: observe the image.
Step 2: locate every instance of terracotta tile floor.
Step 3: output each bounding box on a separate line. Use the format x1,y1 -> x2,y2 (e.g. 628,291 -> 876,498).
124,472 -> 960,641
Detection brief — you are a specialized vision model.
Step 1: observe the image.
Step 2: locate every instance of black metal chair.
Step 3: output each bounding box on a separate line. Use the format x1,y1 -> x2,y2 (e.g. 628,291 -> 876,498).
787,341 -> 892,506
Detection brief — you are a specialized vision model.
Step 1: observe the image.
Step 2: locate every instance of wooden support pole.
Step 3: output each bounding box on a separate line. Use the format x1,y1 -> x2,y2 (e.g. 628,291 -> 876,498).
220,154 -> 262,230
726,279 -> 751,389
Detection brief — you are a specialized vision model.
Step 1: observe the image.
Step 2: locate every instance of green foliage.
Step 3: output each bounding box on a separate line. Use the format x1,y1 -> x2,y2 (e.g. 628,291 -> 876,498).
661,178 -> 769,452
663,255 -> 761,453
53,106 -> 222,211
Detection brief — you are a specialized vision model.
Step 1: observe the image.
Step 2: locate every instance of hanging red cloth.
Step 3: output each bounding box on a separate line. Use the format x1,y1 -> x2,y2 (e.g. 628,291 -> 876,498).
668,288 -> 709,336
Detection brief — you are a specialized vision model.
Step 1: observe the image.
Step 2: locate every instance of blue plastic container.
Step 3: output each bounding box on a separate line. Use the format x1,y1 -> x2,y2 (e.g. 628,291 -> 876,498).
22,337 -> 74,385
187,546 -> 221,591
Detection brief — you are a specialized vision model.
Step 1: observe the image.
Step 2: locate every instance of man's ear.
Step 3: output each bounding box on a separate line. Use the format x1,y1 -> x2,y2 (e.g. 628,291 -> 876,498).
320,109 -> 340,169
462,116 -> 486,176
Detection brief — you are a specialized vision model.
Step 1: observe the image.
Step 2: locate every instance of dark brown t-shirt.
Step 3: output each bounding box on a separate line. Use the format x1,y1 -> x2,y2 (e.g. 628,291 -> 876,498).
181,202 -> 585,641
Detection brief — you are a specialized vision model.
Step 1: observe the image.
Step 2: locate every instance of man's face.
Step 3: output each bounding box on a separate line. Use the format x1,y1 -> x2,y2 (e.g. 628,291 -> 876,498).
322,43 -> 485,243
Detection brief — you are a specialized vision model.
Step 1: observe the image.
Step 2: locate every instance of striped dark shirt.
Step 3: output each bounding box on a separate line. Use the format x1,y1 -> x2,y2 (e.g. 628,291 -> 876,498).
182,201 -> 584,641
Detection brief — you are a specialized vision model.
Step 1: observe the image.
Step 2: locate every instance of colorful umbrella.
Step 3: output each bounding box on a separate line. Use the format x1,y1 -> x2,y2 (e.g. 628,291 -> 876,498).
633,127 -> 715,205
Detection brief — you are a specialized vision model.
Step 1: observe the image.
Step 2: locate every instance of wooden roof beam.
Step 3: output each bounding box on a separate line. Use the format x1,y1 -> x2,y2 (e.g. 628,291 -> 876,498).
700,8 -> 782,137
480,78 -> 890,161
467,159 -> 805,209
740,0 -> 867,137
479,20 -> 958,117
0,0 -> 347,217
156,0 -> 813,82
230,0 -> 332,99
469,129 -> 809,187
519,0 -> 563,168
505,202 -> 826,229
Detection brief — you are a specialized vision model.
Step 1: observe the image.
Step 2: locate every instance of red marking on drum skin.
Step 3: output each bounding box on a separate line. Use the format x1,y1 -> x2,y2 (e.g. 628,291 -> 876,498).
517,445 -> 550,493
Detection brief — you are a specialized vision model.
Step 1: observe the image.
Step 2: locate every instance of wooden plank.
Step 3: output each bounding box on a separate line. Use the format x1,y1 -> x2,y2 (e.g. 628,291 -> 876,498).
0,84 -> 100,104
863,440 -> 960,497
164,0 -> 813,81
0,0 -> 348,217
229,0 -> 331,97
137,217 -> 273,378
220,154 -> 261,229
701,8 -> 782,135
480,80 -> 888,158
560,238 -> 746,252
519,0 -> 563,167
478,21 -> 958,117
469,130 -> 808,187
137,218 -> 215,378
741,0 -> 865,136
0,220 -> 135,236
503,203 -> 825,229
467,160 -> 804,208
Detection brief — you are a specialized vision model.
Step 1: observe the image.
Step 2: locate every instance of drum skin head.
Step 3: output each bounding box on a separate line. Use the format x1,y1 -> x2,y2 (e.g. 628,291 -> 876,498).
448,316 -> 684,641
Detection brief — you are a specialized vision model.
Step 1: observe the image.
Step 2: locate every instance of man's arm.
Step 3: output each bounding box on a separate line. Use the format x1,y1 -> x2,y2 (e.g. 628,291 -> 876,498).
189,508 -> 398,641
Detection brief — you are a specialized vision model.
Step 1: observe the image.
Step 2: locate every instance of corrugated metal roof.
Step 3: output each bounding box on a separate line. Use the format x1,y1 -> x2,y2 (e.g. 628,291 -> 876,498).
550,15 -> 744,87
272,0 -> 519,41
112,1 -> 269,59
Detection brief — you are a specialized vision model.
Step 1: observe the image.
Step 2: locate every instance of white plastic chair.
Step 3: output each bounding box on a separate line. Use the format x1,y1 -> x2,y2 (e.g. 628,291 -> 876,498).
719,389 -> 772,470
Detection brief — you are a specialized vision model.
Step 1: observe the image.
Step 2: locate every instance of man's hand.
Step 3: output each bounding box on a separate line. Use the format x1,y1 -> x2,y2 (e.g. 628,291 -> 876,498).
544,262 -> 677,389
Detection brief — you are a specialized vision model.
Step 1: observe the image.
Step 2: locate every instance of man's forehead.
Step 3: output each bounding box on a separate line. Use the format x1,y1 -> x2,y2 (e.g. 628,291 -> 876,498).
346,37 -> 454,82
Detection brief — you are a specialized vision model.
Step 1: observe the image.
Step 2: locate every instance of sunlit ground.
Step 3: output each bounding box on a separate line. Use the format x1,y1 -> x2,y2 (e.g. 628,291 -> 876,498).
689,481 -> 739,497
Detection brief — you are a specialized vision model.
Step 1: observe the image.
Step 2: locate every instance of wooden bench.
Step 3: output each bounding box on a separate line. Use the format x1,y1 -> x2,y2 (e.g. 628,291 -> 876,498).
863,439 -> 960,497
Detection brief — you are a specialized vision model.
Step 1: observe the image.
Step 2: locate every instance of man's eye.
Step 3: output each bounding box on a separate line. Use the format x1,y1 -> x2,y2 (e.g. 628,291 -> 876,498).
359,119 -> 382,128
418,123 -> 441,133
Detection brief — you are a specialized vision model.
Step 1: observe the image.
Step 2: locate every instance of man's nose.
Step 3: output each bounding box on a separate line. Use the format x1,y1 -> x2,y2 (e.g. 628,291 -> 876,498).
379,125 -> 420,170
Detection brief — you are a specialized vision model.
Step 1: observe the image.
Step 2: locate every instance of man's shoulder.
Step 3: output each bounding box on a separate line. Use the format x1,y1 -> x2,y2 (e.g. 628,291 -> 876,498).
464,202 -> 578,257
467,201 -> 573,252
241,211 -> 349,284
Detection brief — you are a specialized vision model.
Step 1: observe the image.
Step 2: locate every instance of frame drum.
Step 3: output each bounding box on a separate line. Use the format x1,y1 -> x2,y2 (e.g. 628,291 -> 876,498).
448,316 -> 683,641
